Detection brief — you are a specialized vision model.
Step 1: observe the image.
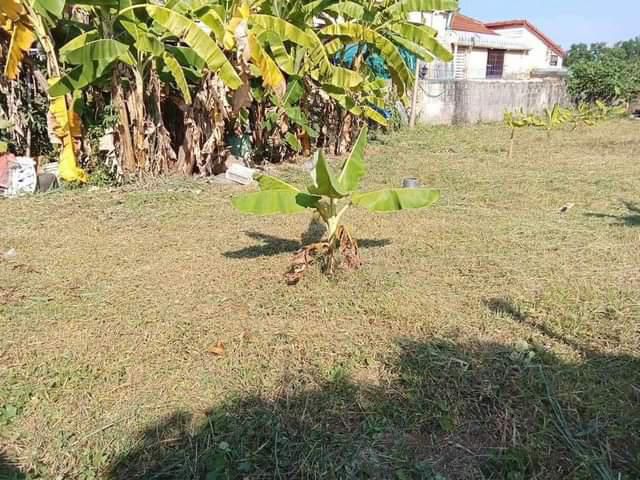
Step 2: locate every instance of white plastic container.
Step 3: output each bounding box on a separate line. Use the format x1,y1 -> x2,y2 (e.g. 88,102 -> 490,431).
6,157 -> 37,196
225,163 -> 255,185
42,161 -> 59,177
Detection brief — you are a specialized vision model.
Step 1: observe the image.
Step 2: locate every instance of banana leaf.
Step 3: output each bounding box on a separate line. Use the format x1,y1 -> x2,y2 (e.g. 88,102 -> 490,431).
352,188 -> 440,212
257,175 -> 300,192
162,51 -> 192,103
141,4 -> 242,89
64,39 -> 130,65
232,190 -> 320,215
4,22 -> 36,80
250,15 -> 313,49
337,125 -> 367,192
308,150 -> 347,198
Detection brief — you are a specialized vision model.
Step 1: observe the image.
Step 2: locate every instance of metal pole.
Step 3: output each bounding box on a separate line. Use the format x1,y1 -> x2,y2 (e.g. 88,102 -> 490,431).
408,58 -> 421,128
408,12 -> 425,128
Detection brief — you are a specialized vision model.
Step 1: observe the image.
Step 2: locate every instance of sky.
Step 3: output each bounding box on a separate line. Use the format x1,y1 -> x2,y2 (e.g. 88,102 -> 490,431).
462,0 -> 639,49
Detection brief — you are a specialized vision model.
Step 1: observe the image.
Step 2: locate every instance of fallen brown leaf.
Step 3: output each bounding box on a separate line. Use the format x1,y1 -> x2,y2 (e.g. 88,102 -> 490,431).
207,341 -> 225,356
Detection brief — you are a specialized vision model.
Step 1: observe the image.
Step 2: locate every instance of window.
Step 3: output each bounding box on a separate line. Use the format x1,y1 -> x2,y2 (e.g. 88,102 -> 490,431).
486,49 -> 505,79
550,54 -> 559,67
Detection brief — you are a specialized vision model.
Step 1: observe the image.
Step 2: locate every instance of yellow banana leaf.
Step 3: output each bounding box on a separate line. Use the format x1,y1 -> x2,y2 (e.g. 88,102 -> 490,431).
223,2 -> 250,50
48,84 -> 88,183
5,21 -> 37,80
0,0 -> 26,22
1,0 -> 36,80
248,32 -> 285,96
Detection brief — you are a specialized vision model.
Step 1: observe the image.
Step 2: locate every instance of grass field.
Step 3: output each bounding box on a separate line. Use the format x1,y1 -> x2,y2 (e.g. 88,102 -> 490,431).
1,120 -> 639,480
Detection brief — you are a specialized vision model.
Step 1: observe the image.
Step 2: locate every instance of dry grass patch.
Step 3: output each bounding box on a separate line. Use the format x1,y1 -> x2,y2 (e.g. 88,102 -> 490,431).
1,120 -> 639,479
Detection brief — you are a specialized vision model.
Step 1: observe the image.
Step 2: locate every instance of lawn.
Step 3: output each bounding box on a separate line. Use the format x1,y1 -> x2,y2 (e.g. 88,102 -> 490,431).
1,120 -> 639,480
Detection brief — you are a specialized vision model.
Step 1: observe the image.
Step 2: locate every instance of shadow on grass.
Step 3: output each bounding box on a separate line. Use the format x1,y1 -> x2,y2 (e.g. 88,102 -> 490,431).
107,338 -> 640,480
224,230 -> 391,259
484,297 -> 599,356
585,200 -> 640,227
0,451 -> 25,480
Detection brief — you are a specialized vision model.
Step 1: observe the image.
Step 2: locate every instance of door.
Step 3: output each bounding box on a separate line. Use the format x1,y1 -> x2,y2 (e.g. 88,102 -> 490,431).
486,49 -> 505,79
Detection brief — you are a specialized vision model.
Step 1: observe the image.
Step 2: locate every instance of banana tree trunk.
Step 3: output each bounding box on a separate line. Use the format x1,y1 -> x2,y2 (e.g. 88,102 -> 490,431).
112,81 -> 135,175
146,67 -> 176,175
175,74 -> 230,176
112,66 -> 146,176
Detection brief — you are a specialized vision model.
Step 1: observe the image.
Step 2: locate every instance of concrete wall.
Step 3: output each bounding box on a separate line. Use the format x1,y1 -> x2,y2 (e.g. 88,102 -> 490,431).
417,78 -> 569,125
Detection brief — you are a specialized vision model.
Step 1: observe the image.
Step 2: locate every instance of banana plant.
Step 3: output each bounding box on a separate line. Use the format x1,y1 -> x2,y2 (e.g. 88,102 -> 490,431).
192,0 -> 363,96
538,104 -> 573,137
569,103 -> 597,130
503,109 -> 543,159
50,3 -> 241,100
317,0 -> 459,98
48,2 -> 244,176
232,126 -> 440,282
0,0 -> 87,182
251,76 -> 319,161
592,100 -> 627,121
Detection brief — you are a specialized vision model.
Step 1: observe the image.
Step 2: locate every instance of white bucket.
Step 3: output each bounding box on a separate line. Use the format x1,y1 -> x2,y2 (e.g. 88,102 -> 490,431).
42,161 -> 59,177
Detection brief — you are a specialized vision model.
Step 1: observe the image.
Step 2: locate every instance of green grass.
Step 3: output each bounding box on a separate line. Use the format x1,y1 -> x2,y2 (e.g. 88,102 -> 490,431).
1,120 -> 639,479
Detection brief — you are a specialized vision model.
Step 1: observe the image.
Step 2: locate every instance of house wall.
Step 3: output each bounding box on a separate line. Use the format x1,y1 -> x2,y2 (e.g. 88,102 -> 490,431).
416,78 -> 570,125
503,51 -> 529,79
411,11 -> 450,35
466,48 -> 488,79
455,48 -> 530,80
491,27 -> 563,70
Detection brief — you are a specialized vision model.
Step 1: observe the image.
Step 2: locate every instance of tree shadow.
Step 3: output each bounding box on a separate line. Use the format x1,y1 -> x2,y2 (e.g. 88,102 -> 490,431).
223,232 -> 301,259
483,296 -> 597,356
224,225 -> 391,259
106,338 -> 640,479
484,296 -> 527,322
585,200 -> 640,227
0,451 -> 25,480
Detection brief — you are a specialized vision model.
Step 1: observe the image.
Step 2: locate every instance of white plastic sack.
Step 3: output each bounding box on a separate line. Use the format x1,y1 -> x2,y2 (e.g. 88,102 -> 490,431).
6,157 -> 37,197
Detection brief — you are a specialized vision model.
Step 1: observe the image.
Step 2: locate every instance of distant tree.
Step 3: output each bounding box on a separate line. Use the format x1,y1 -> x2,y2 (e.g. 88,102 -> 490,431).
566,41 -> 632,66
566,43 -> 591,66
567,36 -> 640,105
615,36 -> 640,60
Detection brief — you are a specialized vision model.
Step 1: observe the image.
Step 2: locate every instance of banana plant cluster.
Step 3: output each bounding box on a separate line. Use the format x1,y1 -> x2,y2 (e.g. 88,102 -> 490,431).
1,0 -> 459,178
503,101 -> 625,159
0,0 -> 88,182
232,126 -> 440,282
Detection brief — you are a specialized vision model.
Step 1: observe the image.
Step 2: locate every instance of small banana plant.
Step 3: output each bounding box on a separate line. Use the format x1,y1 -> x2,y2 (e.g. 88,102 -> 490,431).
503,109 -> 543,159
540,104 -> 573,137
593,100 -> 627,121
232,126 -> 440,283
569,103 -> 597,130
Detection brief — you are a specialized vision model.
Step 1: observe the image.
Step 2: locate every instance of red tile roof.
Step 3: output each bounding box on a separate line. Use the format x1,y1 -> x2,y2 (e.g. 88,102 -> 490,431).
451,14 -> 498,36
484,20 -> 565,57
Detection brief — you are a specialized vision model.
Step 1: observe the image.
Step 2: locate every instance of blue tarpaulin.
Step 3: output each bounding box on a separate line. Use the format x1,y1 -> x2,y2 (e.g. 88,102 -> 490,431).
334,44 -> 417,79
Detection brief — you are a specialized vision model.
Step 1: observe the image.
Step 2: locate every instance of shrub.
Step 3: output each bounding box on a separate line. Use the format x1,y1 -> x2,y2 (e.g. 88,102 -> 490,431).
568,54 -> 640,105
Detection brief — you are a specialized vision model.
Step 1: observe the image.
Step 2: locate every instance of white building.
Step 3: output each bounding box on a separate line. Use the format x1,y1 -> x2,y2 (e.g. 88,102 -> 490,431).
411,13 -> 569,125
416,13 -> 566,80
484,20 -> 565,71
